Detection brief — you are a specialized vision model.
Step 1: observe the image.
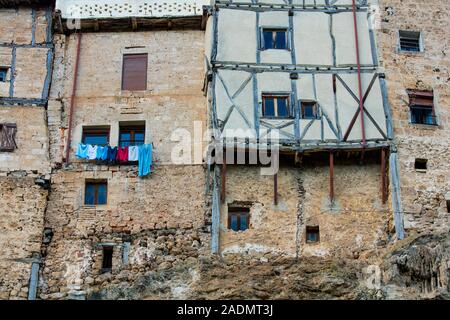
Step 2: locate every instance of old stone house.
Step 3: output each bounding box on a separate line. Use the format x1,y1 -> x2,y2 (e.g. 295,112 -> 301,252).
0,0 -> 448,300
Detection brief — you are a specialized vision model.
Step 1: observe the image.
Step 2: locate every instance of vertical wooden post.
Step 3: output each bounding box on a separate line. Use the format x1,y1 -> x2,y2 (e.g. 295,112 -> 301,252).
381,148 -> 387,204
274,173 -> 278,205
329,151 -> 334,203
221,149 -> 226,204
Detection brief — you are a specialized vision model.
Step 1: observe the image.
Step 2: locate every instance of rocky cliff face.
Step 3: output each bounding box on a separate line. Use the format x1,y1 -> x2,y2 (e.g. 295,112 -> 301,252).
83,232 -> 449,300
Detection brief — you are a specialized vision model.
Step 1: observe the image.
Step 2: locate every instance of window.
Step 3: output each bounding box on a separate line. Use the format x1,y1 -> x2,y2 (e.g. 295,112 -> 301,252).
262,28 -> 288,50
228,208 -> 250,232
122,53 -> 148,91
0,123 -> 17,152
85,181 -> 107,205
101,246 -> 113,273
262,94 -> 291,118
0,67 -> 8,82
446,200 -> 450,214
82,127 -> 110,146
414,158 -> 427,171
399,30 -> 422,52
119,123 -> 145,148
306,226 -> 320,243
408,90 -> 436,125
301,101 -> 319,119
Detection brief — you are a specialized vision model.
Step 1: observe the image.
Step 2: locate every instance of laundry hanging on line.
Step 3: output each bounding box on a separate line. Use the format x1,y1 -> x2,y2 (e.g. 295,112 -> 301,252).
75,143 -> 153,177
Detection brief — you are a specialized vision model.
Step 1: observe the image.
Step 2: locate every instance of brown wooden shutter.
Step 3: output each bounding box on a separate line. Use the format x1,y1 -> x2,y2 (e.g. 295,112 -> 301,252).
408,90 -> 434,107
0,123 -> 17,151
122,54 -> 148,91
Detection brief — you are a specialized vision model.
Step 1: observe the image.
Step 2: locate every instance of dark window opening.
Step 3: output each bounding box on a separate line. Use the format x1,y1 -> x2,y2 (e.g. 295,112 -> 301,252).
119,123 -> 145,148
0,123 -> 17,152
0,67 -> 8,82
301,101 -> 319,119
399,30 -> 421,52
122,53 -> 148,91
262,94 -> 291,119
228,207 -> 250,232
85,181 -> 107,205
306,226 -> 320,243
414,158 -> 427,171
262,29 -> 288,50
101,246 -> 113,273
82,127 -> 110,146
408,90 -> 436,125
446,200 -> 450,214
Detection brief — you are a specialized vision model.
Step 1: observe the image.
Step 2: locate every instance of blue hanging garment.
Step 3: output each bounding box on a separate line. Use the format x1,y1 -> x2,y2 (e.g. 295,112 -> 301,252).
76,143 -> 88,159
96,146 -> 109,161
138,144 -> 153,177
108,147 -> 118,163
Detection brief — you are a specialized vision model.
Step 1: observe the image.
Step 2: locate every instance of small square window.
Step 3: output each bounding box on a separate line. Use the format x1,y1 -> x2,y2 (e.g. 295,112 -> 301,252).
101,246 -> 113,273
85,181 -> 107,205
0,67 -> 8,82
446,200 -> 450,214
301,101 -> 319,119
262,94 -> 291,119
262,28 -> 288,50
399,30 -> 422,52
119,123 -> 145,148
414,158 -> 427,171
306,226 -> 320,243
228,207 -> 250,232
408,90 -> 436,125
82,127 -> 110,146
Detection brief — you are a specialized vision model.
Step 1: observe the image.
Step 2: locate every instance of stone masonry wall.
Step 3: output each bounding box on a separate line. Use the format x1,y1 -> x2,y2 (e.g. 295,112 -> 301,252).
377,0 -> 450,233
0,177 -> 47,299
41,28 -> 208,299
220,158 -> 392,261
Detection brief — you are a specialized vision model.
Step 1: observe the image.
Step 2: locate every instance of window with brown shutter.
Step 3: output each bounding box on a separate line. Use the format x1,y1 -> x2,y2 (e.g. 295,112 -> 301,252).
0,123 -> 17,152
122,54 -> 148,91
407,90 -> 436,125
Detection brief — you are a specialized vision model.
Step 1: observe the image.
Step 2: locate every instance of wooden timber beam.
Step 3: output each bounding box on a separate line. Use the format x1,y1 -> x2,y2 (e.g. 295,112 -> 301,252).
329,151 -> 334,203
221,150 -> 227,204
381,148 -> 387,204
274,173 -> 278,205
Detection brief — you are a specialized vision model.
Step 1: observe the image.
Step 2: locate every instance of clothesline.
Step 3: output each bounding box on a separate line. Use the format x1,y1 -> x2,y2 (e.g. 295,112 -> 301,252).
76,143 -> 153,177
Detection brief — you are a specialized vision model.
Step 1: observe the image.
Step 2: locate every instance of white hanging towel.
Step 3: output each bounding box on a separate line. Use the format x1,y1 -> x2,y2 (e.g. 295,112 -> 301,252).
128,146 -> 139,161
87,145 -> 98,160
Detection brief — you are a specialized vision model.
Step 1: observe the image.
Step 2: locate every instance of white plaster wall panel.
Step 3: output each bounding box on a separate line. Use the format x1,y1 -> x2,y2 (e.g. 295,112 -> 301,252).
333,12 -> 373,66
315,74 -> 336,125
336,74 -> 359,139
261,50 -> 292,65
293,12 -> 333,66
260,121 -> 295,140
204,16 -> 213,65
215,79 -> 234,120
259,11 -> 289,27
363,78 -> 386,135
337,73 -> 386,141
257,72 -> 291,98
296,74 -> 315,101
217,9 -> 257,63
258,6 -> 293,64
217,70 -> 253,98
324,122 -> 338,141
300,120 -> 321,141
233,79 -> 256,128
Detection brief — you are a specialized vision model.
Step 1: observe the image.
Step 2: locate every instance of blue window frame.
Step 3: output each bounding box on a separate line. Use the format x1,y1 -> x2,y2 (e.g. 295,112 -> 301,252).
306,226 -> 319,243
262,94 -> 291,119
228,208 -> 250,232
261,28 -> 288,50
0,67 -> 8,82
119,124 -> 145,148
82,127 -> 110,146
301,101 -> 319,119
85,181 -> 107,205
399,30 -> 422,52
